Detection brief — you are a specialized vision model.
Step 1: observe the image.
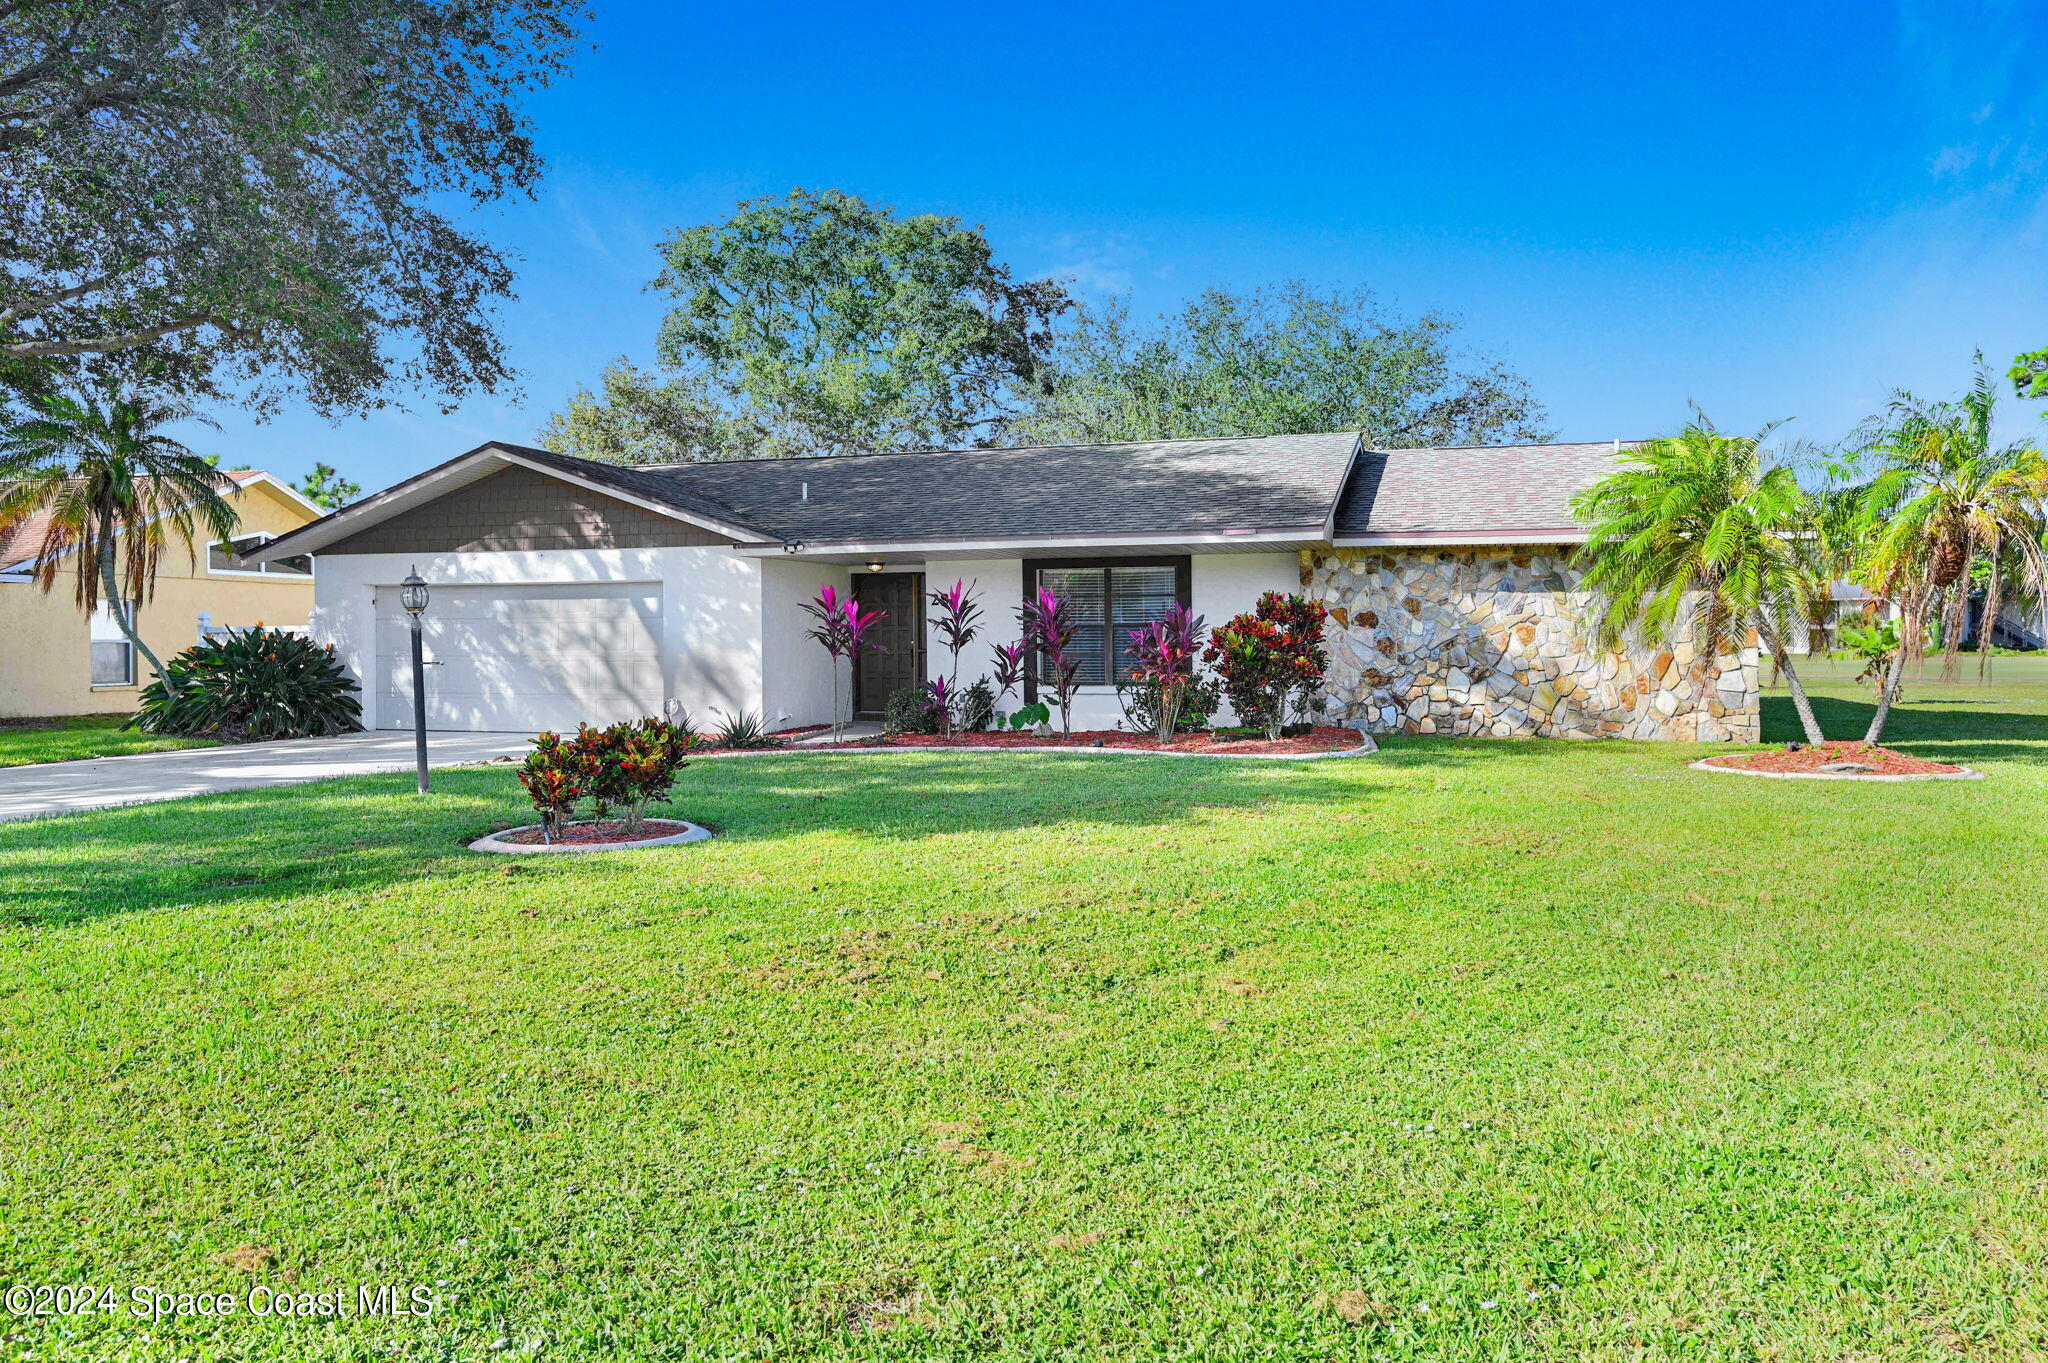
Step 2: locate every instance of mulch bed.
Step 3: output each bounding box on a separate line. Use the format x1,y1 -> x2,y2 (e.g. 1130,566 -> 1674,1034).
812,726 -> 1365,756
1698,740 -> 1966,777
500,818 -> 696,846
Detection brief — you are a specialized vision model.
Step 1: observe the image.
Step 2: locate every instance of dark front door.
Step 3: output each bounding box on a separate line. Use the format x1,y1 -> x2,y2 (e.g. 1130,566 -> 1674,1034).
854,572 -> 924,716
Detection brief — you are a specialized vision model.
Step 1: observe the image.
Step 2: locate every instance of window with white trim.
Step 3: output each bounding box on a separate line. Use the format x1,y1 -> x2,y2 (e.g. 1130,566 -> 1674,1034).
208,532 -> 312,577
89,600 -> 136,687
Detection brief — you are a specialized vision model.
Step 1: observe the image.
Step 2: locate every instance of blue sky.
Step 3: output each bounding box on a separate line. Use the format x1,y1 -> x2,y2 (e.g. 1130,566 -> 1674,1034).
205,0 -> 2048,491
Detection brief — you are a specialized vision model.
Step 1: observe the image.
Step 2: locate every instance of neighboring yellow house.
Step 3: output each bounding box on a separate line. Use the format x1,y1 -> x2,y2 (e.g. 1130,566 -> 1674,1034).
0,471 -> 324,720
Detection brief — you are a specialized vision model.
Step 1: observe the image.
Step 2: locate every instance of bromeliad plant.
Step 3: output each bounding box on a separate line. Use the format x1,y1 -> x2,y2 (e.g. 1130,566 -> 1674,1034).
129,629 -> 363,740
1203,592 -> 1329,740
1124,601 -> 1207,740
802,583 -> 885,740
1020,586 -> 1082,736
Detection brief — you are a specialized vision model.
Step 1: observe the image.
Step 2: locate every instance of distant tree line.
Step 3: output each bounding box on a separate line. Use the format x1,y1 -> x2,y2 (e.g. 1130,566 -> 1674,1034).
538,189 -> 1553,462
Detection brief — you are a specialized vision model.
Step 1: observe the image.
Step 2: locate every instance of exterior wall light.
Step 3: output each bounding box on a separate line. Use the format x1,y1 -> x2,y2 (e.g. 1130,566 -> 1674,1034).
865,559 -> 885,573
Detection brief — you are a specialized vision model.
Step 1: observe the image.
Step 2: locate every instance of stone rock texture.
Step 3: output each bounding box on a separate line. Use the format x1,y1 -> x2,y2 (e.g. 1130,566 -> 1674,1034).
1303,547 -> 1760,742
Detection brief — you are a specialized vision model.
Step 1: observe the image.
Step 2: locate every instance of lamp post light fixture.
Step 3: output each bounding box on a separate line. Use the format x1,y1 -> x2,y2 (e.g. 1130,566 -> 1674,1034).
400,567 -> 431,794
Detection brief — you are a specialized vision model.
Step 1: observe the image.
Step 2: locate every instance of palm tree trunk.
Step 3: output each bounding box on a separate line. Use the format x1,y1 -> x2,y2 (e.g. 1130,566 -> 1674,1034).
1760,623 -> 1825,744
1864,586 -> 1933,744
100,539 -> 174,694
1977,542 -> 2003,683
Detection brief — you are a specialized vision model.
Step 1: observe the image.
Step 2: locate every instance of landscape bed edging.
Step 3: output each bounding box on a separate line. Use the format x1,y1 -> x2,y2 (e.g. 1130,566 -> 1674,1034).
1688,759 -> 1984,783
469,820 -> 715,854
701,733 -> 1381,763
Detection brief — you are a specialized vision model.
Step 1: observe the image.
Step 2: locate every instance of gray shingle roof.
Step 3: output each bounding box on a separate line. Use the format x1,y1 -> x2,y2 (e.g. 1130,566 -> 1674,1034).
1332,442 -> 1627,539
555,431 -> 1366,544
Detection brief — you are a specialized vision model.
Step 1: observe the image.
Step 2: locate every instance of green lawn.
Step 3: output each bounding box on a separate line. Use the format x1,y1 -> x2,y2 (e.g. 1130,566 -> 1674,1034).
0,712 -> 214,767
1768,650 -> 2048,706
2,693 -> 2045,1360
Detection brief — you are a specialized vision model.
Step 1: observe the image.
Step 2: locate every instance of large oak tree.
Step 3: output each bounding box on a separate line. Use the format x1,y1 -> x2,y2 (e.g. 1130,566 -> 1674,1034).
0,0 -> 587,413
1006,283 -> 1551,449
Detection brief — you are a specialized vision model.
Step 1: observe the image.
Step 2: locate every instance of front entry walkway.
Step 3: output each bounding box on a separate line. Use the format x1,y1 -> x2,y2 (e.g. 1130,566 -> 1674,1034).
0,730 -> 531,823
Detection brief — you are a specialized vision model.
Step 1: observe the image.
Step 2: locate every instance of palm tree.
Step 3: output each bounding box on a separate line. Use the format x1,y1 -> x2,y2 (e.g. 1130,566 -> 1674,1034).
1571,414 -> 1828,744
0,376 -> 239,693
1851,362 -> 2048,743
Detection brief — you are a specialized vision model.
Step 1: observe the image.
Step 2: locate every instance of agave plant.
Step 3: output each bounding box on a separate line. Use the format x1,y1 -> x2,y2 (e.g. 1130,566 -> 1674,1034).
128,629 -> 362,740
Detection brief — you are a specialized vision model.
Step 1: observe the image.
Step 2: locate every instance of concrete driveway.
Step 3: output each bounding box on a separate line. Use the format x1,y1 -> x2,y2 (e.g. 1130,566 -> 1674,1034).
0,730 -> 532,824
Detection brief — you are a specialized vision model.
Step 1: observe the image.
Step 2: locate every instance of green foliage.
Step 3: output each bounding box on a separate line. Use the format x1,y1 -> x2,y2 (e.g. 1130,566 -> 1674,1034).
1836,620 -> 1904,698
0,1 -> 586,415
0,375 -> 241,687
291,462 -> 362,511
536,358 -> 766,465
707,708 -> 777,750
1115,671 -> 1222,736
128,629 -> 363,740
1005,283 -> 1551,447
2009,347 -> 2048,400
1849,361 -> 2048,687
883,686 -> 946,735
1570,413 -> 1832,743
1005,700 -> 1052,731
613,188 -> 1074,459
956,676 -> 998,733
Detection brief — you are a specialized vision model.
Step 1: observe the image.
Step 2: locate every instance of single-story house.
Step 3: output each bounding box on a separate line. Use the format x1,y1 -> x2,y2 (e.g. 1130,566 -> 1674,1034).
244,434 -> 1760,741
0,471 -> 323,720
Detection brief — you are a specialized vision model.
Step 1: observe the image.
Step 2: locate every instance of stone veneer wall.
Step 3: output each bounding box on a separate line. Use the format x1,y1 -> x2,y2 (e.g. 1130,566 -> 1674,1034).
1303,546 -> 1760,742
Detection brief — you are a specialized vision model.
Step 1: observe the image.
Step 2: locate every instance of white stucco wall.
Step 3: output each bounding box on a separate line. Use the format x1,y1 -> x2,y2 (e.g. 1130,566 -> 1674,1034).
310,547 -> 1304,734
310,547 -> 769,731
760,558 -> 854,731
916,551 -> 1302,730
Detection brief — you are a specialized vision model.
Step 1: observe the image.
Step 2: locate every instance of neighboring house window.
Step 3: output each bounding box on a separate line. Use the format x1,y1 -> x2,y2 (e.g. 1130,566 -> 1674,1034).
89,601 -> 136,687
1024,557 -> 1191,687
208,532 -> 312,577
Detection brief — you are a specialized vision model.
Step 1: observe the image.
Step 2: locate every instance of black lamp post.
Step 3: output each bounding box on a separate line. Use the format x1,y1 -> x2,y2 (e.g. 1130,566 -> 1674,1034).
399,567 -> 431,794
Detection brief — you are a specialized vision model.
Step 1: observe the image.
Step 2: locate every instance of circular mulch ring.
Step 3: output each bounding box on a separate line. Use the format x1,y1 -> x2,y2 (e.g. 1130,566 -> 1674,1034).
1692,740 -> 1982,783
469,818 -> 714,854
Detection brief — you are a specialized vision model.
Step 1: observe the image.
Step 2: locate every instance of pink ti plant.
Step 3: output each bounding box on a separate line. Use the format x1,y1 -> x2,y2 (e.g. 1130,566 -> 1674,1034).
801,583 -> 885,739
1020,585 -> 1082,736
926,578 -> 982,733
1126,601 -> 1207,741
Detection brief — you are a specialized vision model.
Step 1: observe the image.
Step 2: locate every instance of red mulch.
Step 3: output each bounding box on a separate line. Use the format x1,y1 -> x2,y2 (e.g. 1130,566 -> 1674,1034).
813,726 -> 1365,756
501,818 -> 694,846
1700,740 -> 1965,777
766,723 -> 829,738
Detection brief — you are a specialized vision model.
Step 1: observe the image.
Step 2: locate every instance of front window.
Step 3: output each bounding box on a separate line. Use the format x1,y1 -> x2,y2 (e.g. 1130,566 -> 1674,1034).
209,533 -> 312,577
1028,559 -> 1188,686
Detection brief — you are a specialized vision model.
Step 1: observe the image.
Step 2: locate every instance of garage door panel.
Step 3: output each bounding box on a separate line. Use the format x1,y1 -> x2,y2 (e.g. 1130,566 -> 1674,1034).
374,583 -> 663,732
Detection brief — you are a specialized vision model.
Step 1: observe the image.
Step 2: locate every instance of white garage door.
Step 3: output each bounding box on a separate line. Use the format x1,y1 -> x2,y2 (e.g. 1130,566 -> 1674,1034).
375,583 -> 664,732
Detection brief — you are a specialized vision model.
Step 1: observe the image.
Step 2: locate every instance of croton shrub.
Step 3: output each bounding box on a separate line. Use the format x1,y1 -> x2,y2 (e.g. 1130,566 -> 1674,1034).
1202,591 -> 1329,740
516,717 -> 695,841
